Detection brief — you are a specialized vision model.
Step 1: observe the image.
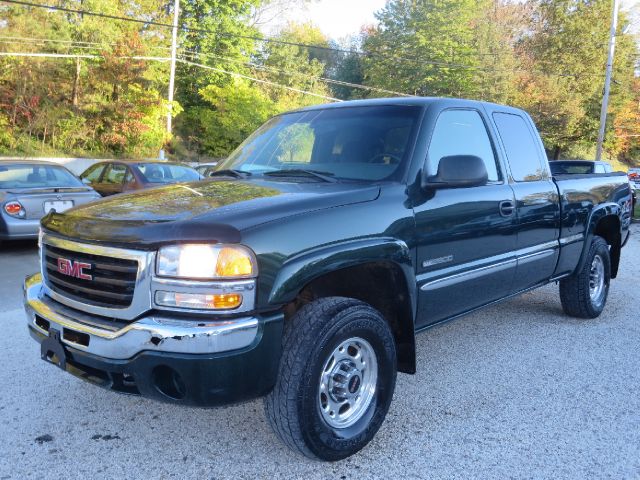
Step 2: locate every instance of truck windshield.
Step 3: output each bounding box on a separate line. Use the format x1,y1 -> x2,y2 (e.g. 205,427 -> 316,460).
0,164 -> 83,189
216,105 -> 422,182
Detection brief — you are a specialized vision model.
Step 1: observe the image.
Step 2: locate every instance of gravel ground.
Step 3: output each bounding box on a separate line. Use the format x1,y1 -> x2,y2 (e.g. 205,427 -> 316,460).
0,226 -> 638,479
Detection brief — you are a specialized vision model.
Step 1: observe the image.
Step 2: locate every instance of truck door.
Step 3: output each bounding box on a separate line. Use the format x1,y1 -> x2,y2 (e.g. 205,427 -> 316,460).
491,112 -> 560,293
414,108 -> 517,328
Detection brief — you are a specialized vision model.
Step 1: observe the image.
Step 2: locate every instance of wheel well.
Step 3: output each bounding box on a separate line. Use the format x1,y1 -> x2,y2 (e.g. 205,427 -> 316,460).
594,215 -> 621,278
284,262 -> 416,374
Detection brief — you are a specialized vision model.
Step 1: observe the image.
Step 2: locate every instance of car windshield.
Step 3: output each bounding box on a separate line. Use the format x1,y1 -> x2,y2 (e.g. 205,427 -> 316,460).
0,164 -> 83,189
216,105 -> 422,182
137,164 -> 201,183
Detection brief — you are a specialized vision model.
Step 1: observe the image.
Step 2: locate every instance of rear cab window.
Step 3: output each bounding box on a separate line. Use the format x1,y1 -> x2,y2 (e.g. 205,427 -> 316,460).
492,113 -> 547,182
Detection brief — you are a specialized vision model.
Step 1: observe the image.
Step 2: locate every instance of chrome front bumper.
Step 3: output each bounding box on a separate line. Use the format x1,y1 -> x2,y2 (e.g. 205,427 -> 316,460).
24,273 -> 260,360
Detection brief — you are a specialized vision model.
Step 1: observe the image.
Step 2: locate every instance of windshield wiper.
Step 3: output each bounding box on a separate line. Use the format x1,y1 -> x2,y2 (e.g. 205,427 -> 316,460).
263,169 -> 337,183
208,169 -> 252,179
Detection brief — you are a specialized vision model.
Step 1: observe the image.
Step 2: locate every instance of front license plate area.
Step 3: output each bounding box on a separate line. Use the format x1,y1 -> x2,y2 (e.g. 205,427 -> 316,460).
43,200 -> 73,213
41,328 -> 67,370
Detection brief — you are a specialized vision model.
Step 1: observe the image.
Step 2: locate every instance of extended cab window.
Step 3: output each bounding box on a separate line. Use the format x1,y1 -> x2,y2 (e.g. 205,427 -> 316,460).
493,113 -> 546,182
427,110 -> 500,182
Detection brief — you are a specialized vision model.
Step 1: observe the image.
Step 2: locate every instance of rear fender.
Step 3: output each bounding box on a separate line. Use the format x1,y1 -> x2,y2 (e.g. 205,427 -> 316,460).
575,203 -> 622,278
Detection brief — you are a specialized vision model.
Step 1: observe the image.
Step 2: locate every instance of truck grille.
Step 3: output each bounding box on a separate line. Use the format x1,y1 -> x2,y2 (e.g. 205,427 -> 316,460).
43,244 -> 138,308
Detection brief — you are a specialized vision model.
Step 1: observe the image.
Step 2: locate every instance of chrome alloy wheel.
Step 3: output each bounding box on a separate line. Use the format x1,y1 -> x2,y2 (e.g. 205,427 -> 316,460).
318,337 -> 378,429
589,254 -> 606,304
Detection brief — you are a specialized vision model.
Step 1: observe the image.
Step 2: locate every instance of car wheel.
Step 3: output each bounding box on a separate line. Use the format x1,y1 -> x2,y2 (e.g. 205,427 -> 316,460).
264,297 -> 397,461
559,235 -> 611,318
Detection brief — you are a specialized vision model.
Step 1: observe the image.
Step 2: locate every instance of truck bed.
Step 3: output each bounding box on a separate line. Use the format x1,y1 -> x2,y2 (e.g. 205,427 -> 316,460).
553,172 -> 632,278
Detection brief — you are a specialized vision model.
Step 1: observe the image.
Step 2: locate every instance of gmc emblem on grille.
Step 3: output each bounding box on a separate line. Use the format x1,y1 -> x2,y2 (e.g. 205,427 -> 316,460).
57,258 -> 93,280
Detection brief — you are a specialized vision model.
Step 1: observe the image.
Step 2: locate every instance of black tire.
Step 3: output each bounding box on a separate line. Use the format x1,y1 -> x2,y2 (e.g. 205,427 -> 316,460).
559,235 -> 611,319
264,297 -> 397,461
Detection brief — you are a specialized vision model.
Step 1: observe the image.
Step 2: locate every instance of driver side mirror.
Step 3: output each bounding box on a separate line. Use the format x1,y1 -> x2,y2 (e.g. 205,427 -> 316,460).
422,155 -> 488,190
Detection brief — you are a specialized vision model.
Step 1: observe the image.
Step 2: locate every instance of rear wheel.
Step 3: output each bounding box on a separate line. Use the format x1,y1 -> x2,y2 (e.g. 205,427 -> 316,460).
560,235 -> 611,318
264,297 -> 397,461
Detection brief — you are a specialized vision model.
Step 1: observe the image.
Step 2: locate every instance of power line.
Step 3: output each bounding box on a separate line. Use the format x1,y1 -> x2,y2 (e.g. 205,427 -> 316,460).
0,51 -> 170,61
0,29 -> 613,82
178,59 -> 342,102
1,0 -> 616,78
0,35 -> 106,46
0,33 -> 411,97
0,50 -> 341,102
180,50 -> 413,97
0,0 -> 355,54
0,0 -> 516,73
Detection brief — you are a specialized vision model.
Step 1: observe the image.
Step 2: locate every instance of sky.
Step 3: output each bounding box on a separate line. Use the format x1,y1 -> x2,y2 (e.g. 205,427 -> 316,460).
261,0 -> 640,40
260,0 -> 387,40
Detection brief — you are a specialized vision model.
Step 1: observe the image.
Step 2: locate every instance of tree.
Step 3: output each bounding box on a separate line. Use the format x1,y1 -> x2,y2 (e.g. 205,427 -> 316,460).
361,0 -> 481,97
190,22 -> 334,157
516,0 -> 639,159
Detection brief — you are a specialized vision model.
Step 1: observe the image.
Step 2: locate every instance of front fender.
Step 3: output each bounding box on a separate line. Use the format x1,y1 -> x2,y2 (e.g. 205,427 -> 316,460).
268,237 -> 416,316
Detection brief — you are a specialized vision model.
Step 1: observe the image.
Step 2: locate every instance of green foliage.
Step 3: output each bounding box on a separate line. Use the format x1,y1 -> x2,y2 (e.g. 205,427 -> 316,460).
197,79 -> 277,156
0,0 -> 637,165
176,21 -> 332,158
362,0 -> 481,97
514,0 -> 638,158
355,0 -> 639,163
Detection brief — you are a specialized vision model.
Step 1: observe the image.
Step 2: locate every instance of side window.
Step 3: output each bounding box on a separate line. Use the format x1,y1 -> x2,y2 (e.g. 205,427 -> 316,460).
103,164 -> 127,185
124,168 -> 135,184
594,164 -> 605,174
427,110 -> 500,182
493,113 -> 546,182
81,164 -> 105,182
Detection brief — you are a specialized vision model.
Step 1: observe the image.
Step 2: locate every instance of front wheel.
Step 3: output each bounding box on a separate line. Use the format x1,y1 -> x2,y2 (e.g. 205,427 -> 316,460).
264,297 -> 397,461
560,235 -> 611,318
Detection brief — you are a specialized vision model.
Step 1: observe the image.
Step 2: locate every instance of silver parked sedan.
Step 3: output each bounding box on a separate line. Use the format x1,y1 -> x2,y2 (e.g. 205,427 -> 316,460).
0,160 -> 101,242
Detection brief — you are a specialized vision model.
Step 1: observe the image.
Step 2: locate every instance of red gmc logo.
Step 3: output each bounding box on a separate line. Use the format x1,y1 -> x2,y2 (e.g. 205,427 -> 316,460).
57,258 -> 93,280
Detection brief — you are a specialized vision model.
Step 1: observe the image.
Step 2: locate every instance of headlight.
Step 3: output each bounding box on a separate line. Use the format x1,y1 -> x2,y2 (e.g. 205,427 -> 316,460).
156,244 -> 257,279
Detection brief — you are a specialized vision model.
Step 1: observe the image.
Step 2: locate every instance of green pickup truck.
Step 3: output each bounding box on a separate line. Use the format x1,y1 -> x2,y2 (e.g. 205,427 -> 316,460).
24,98 -> 633,460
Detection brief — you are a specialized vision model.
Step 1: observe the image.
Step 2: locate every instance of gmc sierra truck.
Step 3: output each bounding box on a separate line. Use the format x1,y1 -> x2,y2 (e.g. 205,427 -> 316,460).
24,98 -> 632,460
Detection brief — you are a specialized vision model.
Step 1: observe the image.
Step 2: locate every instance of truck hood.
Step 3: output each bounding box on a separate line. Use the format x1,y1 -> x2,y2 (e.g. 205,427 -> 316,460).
41,178 -> 380,248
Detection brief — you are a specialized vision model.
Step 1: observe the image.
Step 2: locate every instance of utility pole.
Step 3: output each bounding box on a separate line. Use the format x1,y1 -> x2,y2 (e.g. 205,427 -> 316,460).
166,0 -> 180,135
595,0 -> 620,161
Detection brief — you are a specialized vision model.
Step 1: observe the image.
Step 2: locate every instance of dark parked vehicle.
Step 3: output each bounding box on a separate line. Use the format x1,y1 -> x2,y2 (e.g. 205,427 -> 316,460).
79,161 -> 201,196
0,160 -> 100,242
549,159 -> 613,175
24,98 -> 632,460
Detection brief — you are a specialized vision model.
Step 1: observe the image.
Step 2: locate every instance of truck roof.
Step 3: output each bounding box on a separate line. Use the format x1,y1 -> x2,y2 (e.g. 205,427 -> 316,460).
292,96 -> 527,116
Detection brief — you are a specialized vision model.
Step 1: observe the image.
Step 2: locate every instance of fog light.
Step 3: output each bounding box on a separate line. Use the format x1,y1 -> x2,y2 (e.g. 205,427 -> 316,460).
155,291 -> 243,310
